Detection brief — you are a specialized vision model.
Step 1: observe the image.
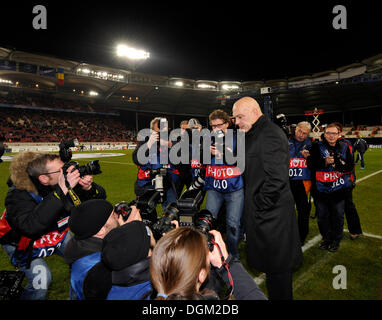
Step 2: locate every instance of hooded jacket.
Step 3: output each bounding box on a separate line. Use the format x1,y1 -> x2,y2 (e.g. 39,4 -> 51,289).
1,152 -> 106,257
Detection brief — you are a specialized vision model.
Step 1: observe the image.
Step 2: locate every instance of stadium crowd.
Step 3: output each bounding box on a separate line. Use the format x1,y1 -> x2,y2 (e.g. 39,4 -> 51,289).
0,107 -> 136,143
0,96 -> 369,301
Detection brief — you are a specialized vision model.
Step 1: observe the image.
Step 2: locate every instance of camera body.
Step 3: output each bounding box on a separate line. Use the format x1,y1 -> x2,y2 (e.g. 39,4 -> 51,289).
151,202 -> 179,239
330,151 -> 345,166
59,139 -> 102,177
115,193 -> 160,226
62,160 -> 101,177
211,129 -> 225,153
151,203 -> 215,250
275,113 -> 292,138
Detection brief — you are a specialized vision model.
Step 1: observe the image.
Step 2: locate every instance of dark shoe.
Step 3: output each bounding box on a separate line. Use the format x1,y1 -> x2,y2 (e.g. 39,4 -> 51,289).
318,241 -> 331,250
328,242 -> 340,252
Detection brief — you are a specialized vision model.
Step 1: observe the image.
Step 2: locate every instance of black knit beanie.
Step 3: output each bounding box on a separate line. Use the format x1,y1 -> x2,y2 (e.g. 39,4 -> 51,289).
69,199 -> 113,240
101,221 -> 151,271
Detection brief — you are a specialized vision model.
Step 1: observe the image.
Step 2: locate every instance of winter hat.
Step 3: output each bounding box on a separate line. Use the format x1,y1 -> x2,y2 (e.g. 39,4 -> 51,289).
69,199 -> 113,240
101,221 -> 151,271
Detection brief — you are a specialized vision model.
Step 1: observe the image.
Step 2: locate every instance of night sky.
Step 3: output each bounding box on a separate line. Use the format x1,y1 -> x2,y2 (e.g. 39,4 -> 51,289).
1,1 -> 381,81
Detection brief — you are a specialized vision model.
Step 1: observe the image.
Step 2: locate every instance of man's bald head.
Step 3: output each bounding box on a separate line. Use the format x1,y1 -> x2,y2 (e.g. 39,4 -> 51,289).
232,97 -> 263,132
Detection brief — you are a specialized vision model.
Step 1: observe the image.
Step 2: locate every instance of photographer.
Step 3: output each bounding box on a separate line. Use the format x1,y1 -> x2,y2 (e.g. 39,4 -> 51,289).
150,227 -> 267,300
82,220 -> 155,300
64,199 -> 140,299
288,121 -> 312,245
132,117 -> 179,211
354,137 -> 368,169
204,110 -> 244,259
307,123 -> 354,252
0,151 -> 106,300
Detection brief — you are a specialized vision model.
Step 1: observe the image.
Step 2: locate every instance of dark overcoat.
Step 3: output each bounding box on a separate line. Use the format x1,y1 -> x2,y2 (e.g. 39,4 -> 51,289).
243,115 -> 303,273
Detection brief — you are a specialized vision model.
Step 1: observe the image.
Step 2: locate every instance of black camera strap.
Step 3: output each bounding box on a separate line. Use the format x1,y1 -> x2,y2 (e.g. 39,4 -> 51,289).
54,179 -> 81,210
65,178 -> 81,207
210,240 -> 234,300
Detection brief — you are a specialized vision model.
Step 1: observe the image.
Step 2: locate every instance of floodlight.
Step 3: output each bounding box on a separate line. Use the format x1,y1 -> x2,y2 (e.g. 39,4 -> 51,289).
116,44 -> 150,60
222,84 -> 239,91
197,83 -> 216,89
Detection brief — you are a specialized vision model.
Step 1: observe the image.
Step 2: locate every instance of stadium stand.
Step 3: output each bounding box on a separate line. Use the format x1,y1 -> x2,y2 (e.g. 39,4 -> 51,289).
0,92 -> 136,143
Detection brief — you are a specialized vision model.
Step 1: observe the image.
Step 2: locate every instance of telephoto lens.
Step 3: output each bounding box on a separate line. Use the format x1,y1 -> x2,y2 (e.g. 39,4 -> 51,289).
193,209 -> 216,251
151,202 -> 179,240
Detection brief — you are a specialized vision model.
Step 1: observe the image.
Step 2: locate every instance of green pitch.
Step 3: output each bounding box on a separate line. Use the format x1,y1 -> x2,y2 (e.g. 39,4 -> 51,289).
0,149 -> 381,300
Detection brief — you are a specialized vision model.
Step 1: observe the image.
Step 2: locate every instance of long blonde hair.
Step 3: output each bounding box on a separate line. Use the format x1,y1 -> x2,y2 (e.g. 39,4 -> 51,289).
150,227 -> 212,300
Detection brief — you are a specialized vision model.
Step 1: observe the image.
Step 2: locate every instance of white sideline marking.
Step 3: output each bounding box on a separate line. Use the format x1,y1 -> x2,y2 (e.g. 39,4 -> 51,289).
252,169 -> 382,286
355,169 -> 382,183
97,160 -> 135,165
252,234 -> 323,286
343,229 -> 382,240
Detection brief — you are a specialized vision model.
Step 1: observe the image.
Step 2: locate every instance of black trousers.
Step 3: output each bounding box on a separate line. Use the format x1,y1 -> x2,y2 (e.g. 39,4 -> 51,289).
266,271 -> 293,300
355,151 -> 365,168
344,188 -> 363,235
290,180 -> 311,244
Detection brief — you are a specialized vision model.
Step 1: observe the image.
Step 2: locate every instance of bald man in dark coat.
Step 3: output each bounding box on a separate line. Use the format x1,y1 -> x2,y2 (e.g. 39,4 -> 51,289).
232,97 -> 303,300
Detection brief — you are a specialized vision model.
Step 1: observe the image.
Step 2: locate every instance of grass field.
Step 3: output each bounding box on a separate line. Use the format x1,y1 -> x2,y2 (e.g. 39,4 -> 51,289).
0,148 -> 381,300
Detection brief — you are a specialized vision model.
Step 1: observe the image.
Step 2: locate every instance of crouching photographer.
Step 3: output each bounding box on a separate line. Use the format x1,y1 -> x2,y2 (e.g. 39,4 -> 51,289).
81,220 -> 156,300
150,227 -> 267,300
64,199 -> 143,300
0,151 -> 106,300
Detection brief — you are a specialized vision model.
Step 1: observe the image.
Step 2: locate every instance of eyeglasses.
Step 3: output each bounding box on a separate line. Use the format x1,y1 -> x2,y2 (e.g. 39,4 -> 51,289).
40,165 -> 64,175
210,122 -> 226,129
40,170 -> 61,175
325,131 -> 339,136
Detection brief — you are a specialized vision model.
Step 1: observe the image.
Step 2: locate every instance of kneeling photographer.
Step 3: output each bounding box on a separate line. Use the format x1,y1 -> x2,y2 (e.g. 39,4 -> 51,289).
132,117 -> 180,218
0,149 -> 106,300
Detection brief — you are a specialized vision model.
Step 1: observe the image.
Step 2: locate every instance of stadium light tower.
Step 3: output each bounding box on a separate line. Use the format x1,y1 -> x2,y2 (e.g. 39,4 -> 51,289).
116,44 -> 150,71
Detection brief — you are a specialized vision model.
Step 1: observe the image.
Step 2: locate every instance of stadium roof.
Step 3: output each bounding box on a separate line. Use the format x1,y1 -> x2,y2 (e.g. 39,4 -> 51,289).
1,2 -> 382,117
1,46 -> 382,118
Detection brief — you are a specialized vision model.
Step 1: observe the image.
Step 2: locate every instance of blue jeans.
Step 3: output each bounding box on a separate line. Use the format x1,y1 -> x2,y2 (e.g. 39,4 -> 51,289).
205,189 -> 244,258
316,194 -> 345,244
1,231 -> 72,300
